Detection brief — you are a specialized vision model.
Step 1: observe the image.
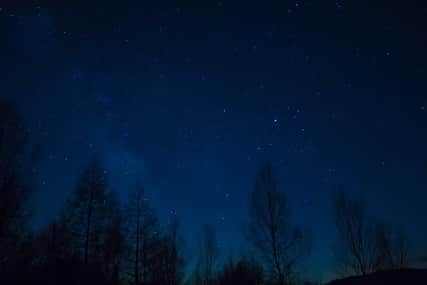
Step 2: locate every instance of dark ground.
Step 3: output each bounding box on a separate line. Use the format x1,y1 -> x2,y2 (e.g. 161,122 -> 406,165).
327,269 -> 427,285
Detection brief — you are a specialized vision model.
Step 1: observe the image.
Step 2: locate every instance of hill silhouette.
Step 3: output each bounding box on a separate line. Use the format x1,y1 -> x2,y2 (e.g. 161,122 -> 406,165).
327,269 -> 427,285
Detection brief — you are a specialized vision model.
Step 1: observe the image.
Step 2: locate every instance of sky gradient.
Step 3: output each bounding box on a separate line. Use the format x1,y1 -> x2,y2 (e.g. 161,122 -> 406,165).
1,0 -> 427,281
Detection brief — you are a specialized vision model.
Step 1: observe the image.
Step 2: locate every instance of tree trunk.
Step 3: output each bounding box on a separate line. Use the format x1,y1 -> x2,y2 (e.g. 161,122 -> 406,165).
135,211 -> 140,285
84,190 -> 94,265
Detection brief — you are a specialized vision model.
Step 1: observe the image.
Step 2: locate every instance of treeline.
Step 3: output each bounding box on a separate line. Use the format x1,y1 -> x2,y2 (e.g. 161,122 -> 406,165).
0,100 -> 416,285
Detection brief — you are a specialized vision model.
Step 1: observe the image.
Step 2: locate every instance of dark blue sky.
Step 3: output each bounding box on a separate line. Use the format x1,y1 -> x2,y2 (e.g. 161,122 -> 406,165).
1,0 -> 427,280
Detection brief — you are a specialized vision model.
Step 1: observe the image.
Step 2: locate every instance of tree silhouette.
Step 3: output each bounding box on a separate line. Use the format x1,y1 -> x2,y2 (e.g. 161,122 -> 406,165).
217,256 -> 264,285
375,224 -> 410,269
333,190 -> 382,276
333,190 -> 414,277
0,101 -> 34,275
123,186 -> 158,285
102,191 -> 124,285
390,229 -> 410,268
248,162 -> 308,285
162,214 -> 185,285
144,226 -> 185,285
195,224 -> 219,285
61,159 -> 116,266
36,221 -> 73,265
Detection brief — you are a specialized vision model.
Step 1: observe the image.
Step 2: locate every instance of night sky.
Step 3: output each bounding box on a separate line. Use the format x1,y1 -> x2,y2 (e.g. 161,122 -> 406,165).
1,0 -> 427,280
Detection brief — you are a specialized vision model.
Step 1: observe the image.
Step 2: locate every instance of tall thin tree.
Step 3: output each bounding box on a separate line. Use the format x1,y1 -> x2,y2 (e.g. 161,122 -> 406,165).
61,159 -> 113,265
248,162 -> 308,285
197,224 -> 219,285
164,214 -> 185,285
124,186 -> 158,285
333,190 -> 382,275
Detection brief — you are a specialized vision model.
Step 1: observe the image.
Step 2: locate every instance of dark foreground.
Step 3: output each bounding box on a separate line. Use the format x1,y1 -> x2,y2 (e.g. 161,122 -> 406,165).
327,269 -> 427,285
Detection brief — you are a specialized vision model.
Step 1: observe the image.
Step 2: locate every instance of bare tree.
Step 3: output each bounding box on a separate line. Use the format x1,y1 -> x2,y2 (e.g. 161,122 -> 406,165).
145,217 -> 185,285
61,159 -> 114,265
123,186 -> 158,285
34,220 -> 72,265
376,225 -> 410,269
196,224 -> 219,285
392,229 -> 410,268
248,162 -> 308,285
163,214 -> 185,285
102,191 -> 124,285
333,190 -> 382,276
